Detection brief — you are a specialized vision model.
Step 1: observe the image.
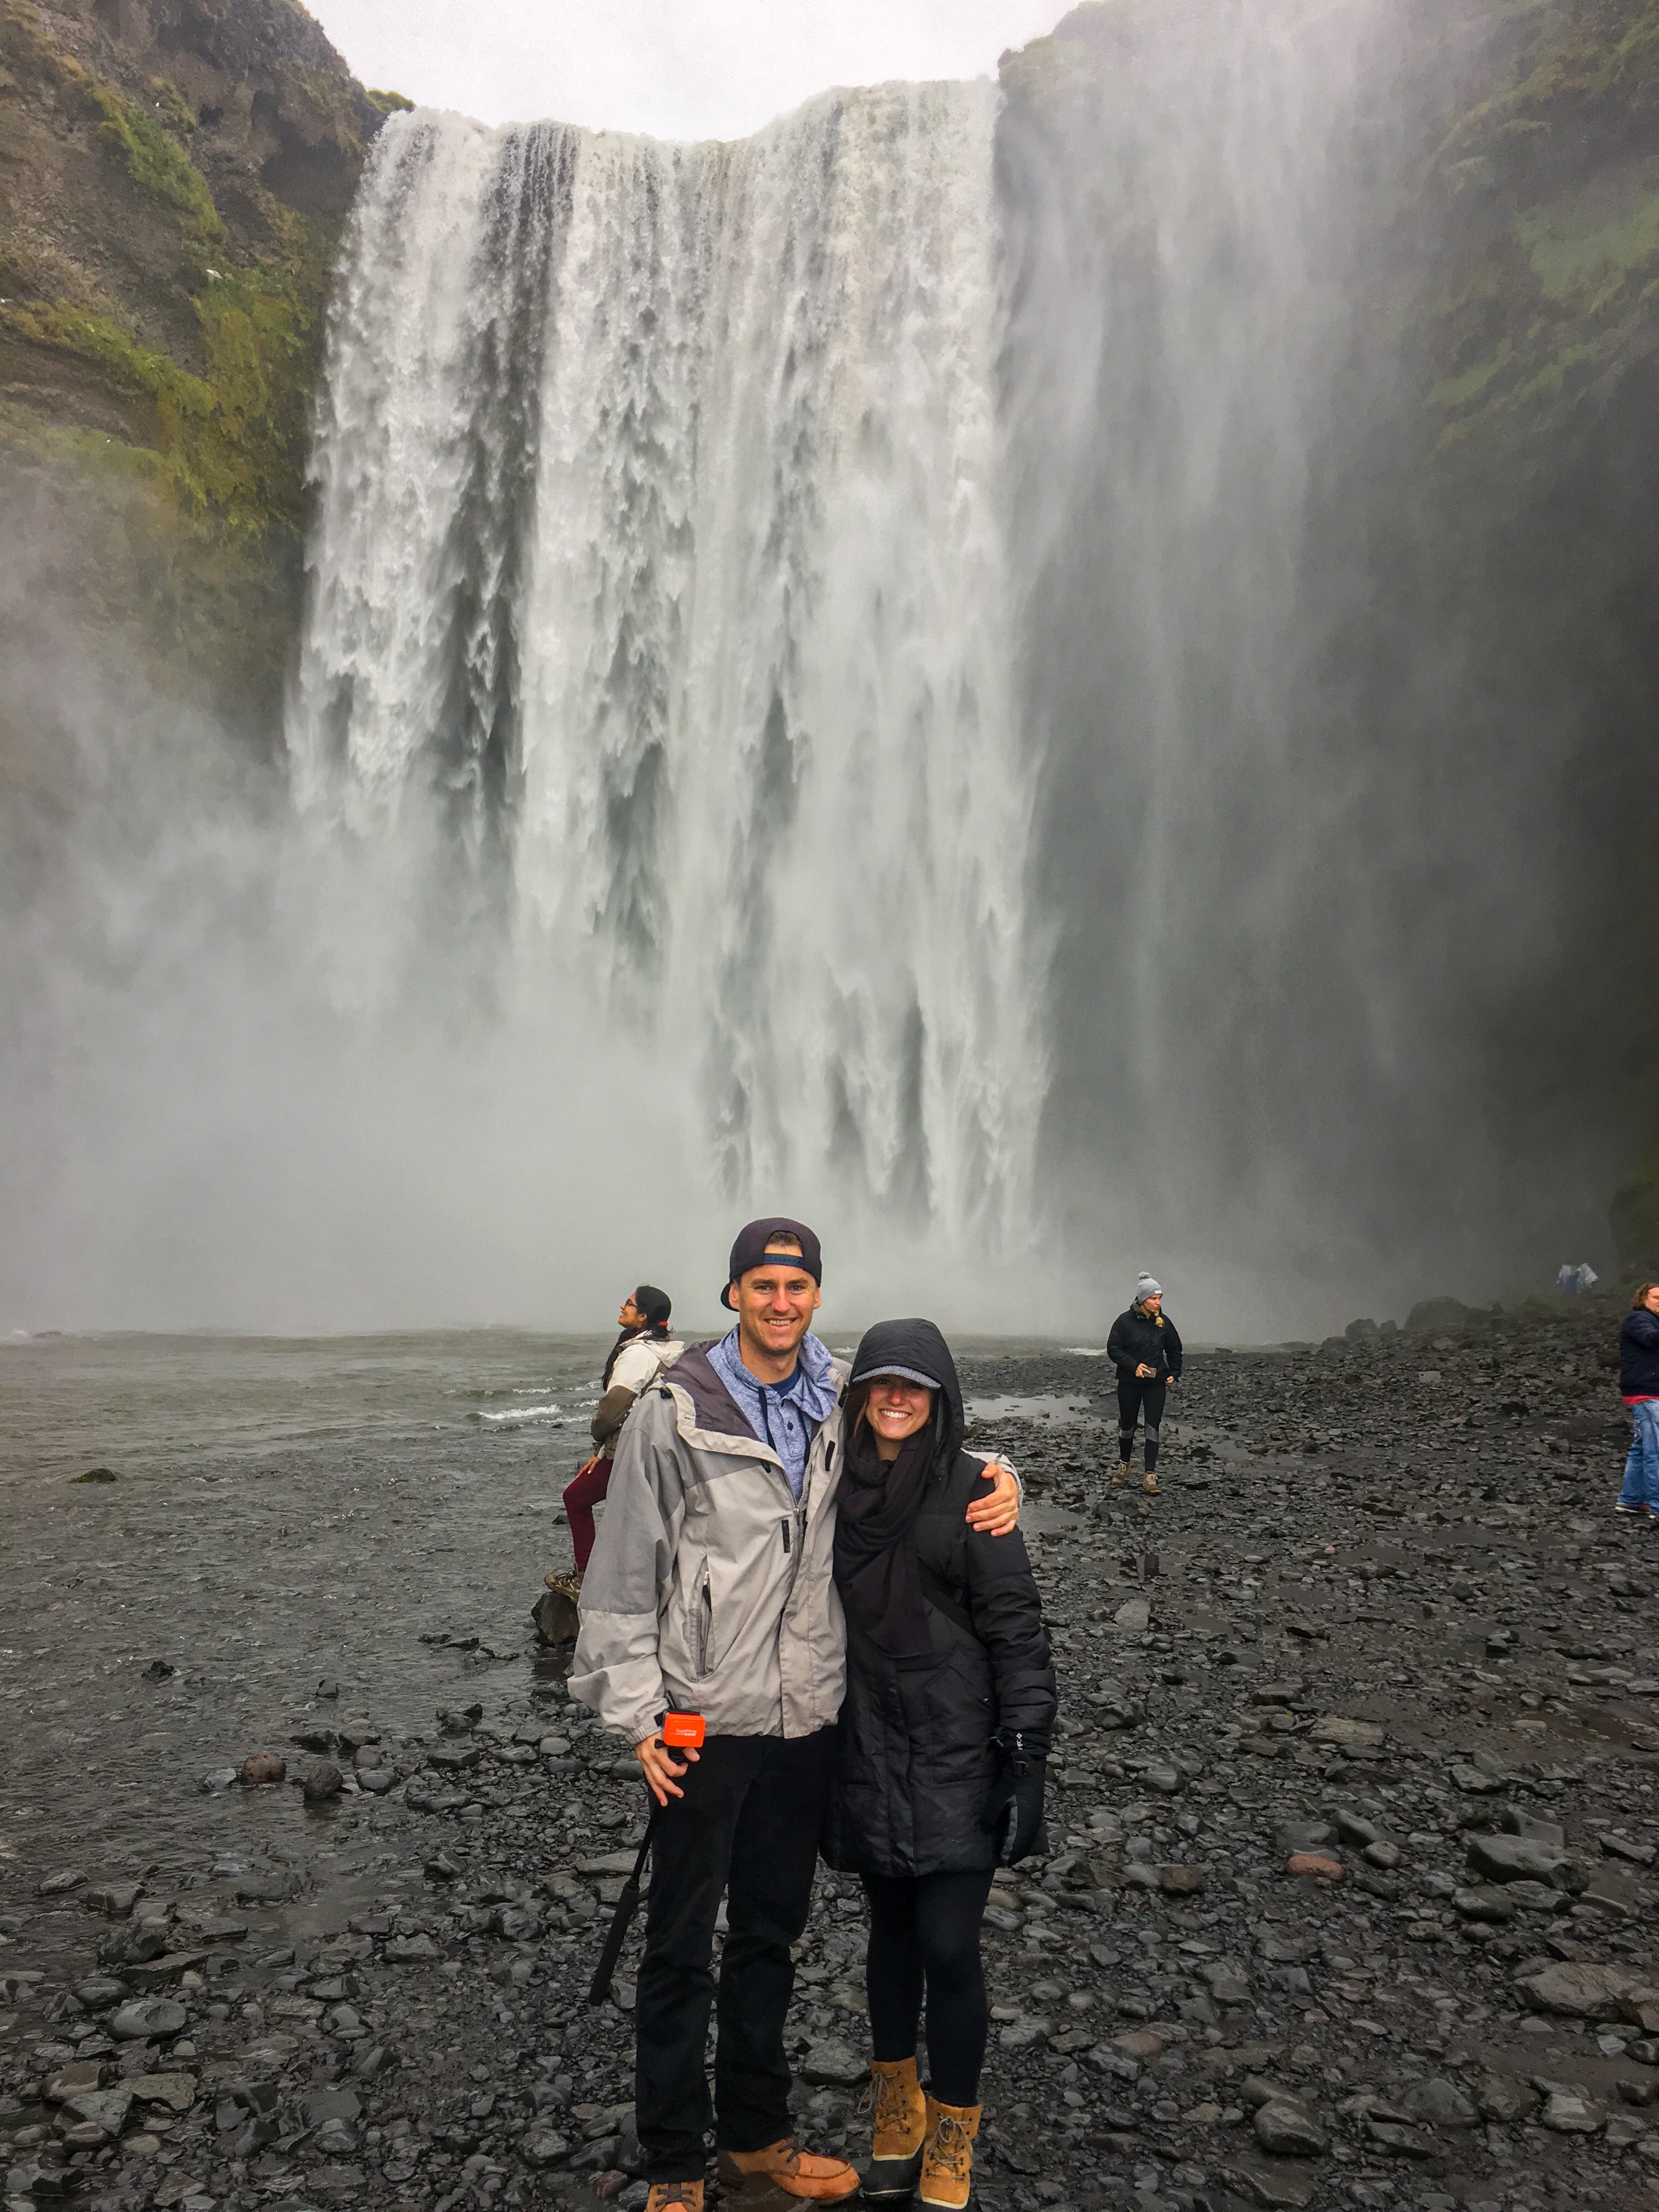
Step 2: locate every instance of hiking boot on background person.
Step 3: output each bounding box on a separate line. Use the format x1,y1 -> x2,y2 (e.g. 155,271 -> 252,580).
1142,1469 -> 1161,1496
543,1569 -> 583,1598
863,2056 -> 927,2200
918,2097 -> 980,2212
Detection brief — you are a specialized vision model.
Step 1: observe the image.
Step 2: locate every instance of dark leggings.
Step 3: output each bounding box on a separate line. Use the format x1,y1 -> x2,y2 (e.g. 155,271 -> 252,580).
862,1868 -> 996,2108
1117,1377 -> 1166,1471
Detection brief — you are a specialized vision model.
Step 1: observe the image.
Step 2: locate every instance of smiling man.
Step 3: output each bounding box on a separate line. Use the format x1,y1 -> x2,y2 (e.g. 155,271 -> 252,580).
569,1217 -> 1020,2212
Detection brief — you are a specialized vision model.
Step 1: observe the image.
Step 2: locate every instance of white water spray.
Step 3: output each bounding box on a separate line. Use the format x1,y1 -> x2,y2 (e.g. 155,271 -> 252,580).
292,84 -> 1042,1250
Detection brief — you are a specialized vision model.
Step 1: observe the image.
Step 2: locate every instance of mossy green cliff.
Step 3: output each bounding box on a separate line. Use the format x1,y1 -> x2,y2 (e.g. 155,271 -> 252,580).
0,0 -> 390,727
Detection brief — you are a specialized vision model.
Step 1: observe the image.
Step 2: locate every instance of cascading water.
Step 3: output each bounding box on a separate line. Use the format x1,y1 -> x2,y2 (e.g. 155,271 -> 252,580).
291,84 -> 1041,1250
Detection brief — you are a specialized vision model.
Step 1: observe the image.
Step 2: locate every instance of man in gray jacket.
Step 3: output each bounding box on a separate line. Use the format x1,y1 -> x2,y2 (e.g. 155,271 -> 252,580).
569,1218 -> 1019,2212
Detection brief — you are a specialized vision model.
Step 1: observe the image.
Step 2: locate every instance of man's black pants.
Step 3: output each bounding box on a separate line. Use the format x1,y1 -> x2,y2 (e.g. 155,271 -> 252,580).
635,1728 -> 836,2180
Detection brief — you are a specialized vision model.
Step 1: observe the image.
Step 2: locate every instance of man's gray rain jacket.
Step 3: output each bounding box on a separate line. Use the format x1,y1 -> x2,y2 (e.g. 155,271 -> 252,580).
568,1340 -> 851,1747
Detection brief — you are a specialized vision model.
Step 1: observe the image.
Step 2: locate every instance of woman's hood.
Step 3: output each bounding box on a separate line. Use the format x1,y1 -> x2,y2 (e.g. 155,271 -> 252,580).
848,1317 -> 965,1468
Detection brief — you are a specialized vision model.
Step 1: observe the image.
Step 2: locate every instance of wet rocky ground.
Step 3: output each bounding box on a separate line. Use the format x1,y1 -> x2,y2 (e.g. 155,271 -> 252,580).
3,1301 -> 1657,2212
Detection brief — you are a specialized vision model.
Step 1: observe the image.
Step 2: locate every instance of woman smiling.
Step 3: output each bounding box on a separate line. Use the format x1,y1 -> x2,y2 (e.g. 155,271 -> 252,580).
823,1319 -> 1056,2212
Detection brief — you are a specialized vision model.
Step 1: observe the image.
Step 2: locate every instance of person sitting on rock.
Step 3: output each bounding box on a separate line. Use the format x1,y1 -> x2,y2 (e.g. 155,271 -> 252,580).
568,1218 -> 1023,2212
546,1284 -> 682,1600
1106,1272 -> 1182,1496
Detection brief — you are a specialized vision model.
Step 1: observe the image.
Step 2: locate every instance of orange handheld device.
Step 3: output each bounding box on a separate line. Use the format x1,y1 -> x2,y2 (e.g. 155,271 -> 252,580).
662,1711 -> 706,1750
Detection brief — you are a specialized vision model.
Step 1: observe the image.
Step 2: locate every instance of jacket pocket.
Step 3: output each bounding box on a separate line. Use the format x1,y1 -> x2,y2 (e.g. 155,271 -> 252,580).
693,1555 -> 712,1676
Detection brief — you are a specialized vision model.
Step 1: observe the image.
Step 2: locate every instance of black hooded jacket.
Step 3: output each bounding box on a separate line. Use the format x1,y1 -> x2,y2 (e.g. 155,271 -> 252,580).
822,1319 -> 1057,1880
1106,1304 -> 1182,1384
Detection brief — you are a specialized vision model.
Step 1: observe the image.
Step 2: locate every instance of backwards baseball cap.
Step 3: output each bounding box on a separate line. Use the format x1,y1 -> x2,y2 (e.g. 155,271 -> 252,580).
721,1217 -> 823,1311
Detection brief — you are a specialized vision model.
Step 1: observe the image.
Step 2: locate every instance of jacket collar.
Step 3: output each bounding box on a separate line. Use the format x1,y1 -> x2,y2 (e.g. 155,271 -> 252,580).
665,1338 -> 845,1465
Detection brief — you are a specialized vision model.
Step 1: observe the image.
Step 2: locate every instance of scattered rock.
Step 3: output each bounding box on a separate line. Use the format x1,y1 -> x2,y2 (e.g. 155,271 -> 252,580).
802,2038 -> 868,2086
1467,1832 -> 1575,1887
239,1752 -> 286,1786
1309,1716 -> 1384,1748
1254,2099 -> 1327,2157
110,1997 -> 187,2041
1517,1962 -> 1638,2022
1404,2076 -> 1477,2129
1285,1853 -> 1343,1881
300,1758 -> 343,1802
1540,2089 -> 1605,2135
72,1466 -> 117,1482
36,1867 -> 85,1896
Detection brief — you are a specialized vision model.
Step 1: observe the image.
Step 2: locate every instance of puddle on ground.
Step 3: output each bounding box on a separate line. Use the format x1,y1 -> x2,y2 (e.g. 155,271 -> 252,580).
966,1394 -> 1097,1426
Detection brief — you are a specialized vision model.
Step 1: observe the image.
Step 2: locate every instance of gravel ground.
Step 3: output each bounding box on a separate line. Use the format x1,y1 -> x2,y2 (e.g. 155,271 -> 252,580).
3,1301 -> 1658,2212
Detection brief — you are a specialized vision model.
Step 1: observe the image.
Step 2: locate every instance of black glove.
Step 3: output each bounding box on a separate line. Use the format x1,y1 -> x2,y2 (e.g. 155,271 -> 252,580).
982,1733 -> 1048,1865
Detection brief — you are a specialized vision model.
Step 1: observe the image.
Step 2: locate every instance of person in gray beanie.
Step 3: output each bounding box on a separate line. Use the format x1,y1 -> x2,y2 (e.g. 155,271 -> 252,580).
1105,1276 -> 1182,1496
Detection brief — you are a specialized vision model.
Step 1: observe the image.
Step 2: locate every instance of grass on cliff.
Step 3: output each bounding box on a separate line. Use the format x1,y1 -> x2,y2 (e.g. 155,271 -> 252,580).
88,81 -> 224,244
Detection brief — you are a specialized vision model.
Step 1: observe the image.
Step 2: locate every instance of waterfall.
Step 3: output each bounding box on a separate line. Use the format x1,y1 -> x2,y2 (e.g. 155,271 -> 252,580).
291,84 -> 1041,1249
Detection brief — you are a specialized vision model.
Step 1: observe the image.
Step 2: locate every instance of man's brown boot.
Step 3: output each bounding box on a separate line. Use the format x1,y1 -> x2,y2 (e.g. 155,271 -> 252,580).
645,2185 -> 703,2212
864,2056 -> 927,2199
1142,1469 -> 1160,1496
1111,1461 -> 1131,1488
718,2138 -> 859,2204
918,2098 -> 980,2211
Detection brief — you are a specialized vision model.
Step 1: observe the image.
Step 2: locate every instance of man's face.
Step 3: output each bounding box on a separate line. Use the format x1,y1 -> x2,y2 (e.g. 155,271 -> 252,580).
618,1295 -> 645,1329
732,1255 -> 821,1364
1643,1287 -> 1659,1317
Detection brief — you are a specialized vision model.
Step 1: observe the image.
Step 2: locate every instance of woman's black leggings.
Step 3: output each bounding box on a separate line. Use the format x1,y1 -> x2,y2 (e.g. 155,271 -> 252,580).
862,1868 -> 996,2107
1117,1377 -> 1166,1471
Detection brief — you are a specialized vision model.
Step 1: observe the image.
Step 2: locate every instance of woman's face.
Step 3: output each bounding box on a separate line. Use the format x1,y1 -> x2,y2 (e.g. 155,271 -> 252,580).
865,1377 -> 934,1452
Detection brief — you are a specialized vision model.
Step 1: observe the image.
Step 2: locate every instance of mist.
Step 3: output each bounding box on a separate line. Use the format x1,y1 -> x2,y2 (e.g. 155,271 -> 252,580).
4,0 -> 1656,1347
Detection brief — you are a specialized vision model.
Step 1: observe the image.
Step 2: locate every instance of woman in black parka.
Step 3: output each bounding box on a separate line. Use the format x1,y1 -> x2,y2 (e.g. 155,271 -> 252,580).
823,1320 -> 1056,2212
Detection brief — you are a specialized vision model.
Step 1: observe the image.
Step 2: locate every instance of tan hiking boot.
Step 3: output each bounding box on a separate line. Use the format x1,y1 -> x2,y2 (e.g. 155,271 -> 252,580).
919,2098 -> 980,2211
1111,1461 -> 1131,1488
1142,1470 -> 1161,1496
718,2138 -> 860,2204
543,1569 -> 583,1597
865,2056 -> 927,2199
645,2185 -> 704,2212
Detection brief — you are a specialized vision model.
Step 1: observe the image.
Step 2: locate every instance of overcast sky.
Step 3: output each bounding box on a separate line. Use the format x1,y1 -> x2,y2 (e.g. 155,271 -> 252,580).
304,2 -> 1074,140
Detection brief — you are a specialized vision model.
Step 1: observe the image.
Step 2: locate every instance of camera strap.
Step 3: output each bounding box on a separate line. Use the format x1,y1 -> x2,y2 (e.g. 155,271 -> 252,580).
586,1802 -> 662,2006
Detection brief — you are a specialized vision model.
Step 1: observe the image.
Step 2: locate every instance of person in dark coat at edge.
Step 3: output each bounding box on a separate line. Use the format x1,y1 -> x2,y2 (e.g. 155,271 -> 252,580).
822,1319 -> 1056,2212
1105,1273 -> 1182,1497
1616,1280 -> 1659,1519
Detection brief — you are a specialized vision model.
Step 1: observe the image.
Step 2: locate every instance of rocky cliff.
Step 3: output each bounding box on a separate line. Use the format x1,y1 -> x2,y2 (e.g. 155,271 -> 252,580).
1001,0 -> 1659,1278
0,0 -> 399,725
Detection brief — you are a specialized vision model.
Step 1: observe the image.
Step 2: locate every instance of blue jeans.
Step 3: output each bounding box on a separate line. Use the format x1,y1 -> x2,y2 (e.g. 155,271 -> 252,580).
1620,1399 -> 1659,1509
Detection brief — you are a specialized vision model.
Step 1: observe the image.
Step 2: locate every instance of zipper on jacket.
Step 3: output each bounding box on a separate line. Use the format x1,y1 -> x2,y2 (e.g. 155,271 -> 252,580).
782,1519 -> 791,1555
695,1559 -> 712,1675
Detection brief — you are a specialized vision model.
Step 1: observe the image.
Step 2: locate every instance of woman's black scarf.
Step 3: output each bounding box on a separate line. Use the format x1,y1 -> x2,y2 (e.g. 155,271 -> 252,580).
601,1321 -> 670,1390
833,1413 -> 939,1659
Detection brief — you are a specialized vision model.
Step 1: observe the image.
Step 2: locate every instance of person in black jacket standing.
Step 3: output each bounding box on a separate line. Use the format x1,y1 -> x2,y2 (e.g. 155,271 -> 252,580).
1617,1281 -> 1659,1518
823,1320 -> 1056,2212
1106,1273 -> 1182,1497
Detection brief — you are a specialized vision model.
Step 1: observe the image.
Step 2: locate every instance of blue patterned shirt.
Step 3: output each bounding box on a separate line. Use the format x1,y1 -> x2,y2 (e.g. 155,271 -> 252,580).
708,1327 -> 839,1498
